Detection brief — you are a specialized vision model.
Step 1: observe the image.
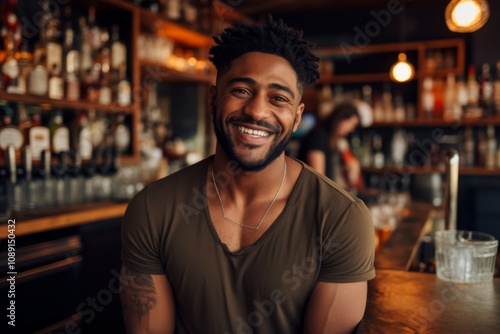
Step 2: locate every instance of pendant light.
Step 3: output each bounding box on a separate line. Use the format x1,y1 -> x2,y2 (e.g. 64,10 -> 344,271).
445,0 -> 490,33
390,3 -> 415,83
390,53 -> 415,82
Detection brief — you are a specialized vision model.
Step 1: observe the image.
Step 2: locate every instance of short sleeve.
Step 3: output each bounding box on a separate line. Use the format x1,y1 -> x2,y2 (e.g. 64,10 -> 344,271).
318,199 -> 376,282
121,187 -> 165,275
301,130 -> 328,154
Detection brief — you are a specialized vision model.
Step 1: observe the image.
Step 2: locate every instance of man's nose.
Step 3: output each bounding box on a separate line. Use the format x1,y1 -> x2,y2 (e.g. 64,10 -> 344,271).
242,93 -> 271,120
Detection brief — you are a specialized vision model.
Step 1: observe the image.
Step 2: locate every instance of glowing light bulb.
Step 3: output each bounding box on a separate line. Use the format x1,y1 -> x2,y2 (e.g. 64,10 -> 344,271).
452,0 -> 481,27
390,53 -> 415,83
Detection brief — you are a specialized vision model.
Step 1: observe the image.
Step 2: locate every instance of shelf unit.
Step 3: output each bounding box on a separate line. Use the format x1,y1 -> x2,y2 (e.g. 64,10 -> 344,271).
314,38 -> 500,177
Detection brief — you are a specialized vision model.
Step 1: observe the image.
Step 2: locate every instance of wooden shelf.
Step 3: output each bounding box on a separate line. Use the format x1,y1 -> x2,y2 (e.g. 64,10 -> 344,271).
1,201 -> 128,239
139,8 -> 213,48
0,91 -> 135,113
140,61 -> 215,84
371,116 -> 500,127
362,166 -> 500,176
320,73 -> 393,84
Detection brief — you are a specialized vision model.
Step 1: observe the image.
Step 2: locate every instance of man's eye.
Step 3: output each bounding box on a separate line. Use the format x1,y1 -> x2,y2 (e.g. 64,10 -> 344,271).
232,88 -> 249,95
272,96 -> 289,103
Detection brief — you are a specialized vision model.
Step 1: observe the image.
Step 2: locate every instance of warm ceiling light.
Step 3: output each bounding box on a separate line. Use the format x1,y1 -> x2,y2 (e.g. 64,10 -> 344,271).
445,0 -> 490,33
390,53 -> 415,83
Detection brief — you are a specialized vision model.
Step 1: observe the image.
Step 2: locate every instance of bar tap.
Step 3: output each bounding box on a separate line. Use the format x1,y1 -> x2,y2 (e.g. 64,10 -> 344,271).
444,149 -> 459,230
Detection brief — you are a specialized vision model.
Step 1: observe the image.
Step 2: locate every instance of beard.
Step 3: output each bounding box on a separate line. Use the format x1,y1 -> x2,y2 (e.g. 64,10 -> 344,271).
212,112 -> 293,172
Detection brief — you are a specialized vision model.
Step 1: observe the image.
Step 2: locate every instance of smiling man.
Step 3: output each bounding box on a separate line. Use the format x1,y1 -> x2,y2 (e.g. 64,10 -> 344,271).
120,16 -> 375,334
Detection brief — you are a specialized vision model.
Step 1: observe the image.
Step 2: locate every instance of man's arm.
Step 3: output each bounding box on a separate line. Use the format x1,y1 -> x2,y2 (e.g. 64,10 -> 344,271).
120,265 -> 176,334
303,281 -> 367,334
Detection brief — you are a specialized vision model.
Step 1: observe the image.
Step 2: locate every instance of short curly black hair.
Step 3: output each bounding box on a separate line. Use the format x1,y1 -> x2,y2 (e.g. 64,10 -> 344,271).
209,15 -> 320,93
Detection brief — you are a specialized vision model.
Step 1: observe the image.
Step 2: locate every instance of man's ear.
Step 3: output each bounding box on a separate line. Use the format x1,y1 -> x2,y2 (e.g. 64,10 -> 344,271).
292,102 -> 305,133
208,85 -> 217,115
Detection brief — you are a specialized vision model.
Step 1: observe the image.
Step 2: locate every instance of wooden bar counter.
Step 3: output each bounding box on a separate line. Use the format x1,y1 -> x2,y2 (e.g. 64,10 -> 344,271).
358,269 -> 500,333
360,203 -> 500,333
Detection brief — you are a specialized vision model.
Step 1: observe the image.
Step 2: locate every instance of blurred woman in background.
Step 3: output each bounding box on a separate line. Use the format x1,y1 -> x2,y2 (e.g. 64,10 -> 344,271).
298,102 -> 363,191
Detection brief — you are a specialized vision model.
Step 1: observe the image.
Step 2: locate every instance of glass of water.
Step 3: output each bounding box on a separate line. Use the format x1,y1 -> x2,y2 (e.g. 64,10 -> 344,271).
434,230 -> 498,283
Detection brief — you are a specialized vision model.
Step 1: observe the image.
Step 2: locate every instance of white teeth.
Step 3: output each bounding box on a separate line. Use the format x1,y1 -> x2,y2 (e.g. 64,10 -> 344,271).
238,126 -> 269,137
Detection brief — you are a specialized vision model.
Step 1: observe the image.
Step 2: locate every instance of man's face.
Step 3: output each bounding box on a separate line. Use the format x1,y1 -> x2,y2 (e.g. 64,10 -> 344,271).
210,52 -> 304,171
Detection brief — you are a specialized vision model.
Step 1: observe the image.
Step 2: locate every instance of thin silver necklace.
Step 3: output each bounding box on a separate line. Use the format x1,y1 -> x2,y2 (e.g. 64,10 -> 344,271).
210,159 -> 287,230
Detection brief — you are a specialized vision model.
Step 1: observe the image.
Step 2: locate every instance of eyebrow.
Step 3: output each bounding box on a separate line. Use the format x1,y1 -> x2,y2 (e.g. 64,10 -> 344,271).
227,77 -> 296,99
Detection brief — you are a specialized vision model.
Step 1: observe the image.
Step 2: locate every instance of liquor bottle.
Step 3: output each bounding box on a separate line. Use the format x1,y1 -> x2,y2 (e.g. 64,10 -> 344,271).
479,63 -> 494,117
113,114 -> 130,154
372,134 -> 385,168
43,7 -> 63,79
110,25 -> 126,83
443,73 -> 458,121
97,27 -> 111,81
50,111 -> 70,155
63,6 -> 80,101
433,78 -> 444,119
48,63 -> 64,100
476,130 -> 487,167
115,64 -> 131,106
0,102 -> 24,160
391,129 -> 407,167
98,73 -> 112,105
25,108 -> 50,163
464,64 -> 482,119
455,75 -> 468,118
87,6 -> 101,52
485,126 -> 497,169
1,35 -> 20,93
17,41 -> 34,95
71,111 -> 93,163
463,127 -> 475,167
422,77 -> 434,120
27,49 -> 49,96
81,67 -> 99,102
78,16 -> 93,78
493,61 -> 500,116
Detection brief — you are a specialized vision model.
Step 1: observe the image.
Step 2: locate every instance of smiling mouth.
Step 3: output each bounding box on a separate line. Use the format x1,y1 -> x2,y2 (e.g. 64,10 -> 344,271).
237,125 -> 271,137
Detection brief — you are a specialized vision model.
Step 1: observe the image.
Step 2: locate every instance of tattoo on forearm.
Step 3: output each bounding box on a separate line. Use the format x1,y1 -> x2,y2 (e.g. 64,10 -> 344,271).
120,266 -> 157,321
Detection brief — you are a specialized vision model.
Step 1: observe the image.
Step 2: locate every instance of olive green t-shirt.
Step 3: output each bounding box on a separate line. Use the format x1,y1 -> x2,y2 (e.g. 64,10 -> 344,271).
121,157 -> 375,333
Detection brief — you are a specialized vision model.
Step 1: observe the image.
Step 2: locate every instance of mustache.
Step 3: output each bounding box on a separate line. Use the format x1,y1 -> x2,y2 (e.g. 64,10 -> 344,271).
226,116 -> 280,134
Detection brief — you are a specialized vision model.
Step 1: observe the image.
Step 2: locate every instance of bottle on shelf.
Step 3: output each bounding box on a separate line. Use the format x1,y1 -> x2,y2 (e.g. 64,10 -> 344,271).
462,127 -> 475,167
63,6 -> 80,101
485,126 -> 497,169
110,24 -> 127,84
372,134 -> 385,168
480,63 -> 494,117
49,110 -> 70,155
17,41 -> 34,95
464,64 -> 482,119
493,61 -> 500,116
115,64 -> 131,106
113,113 -> 131,154
443,73 -> 460,121
27,48 -> 49,96
433,78 -> 444,119
476,129 -> 487,167
1,34 -> 20,94
422,77 -> 434,120
71,111 -> 93,164
48,63 -> 64,99
391,129 -> 407,167
25,106 -> 50,163
0,101 -> 24,161
455,75 -> 468,118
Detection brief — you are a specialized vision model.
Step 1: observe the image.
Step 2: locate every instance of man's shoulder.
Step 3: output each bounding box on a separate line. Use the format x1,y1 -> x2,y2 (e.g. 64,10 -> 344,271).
296,158 -> 359,204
